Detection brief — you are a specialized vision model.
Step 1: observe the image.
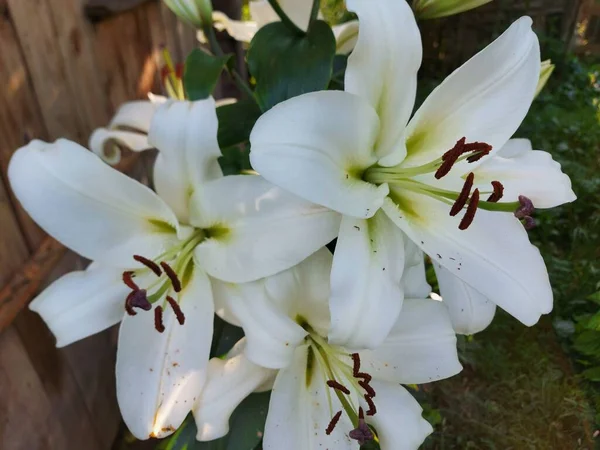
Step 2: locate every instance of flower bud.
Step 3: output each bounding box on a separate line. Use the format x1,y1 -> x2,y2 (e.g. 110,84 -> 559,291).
535,59 -> 555,97
412,0 -> 492,20
163,0 -> 213,28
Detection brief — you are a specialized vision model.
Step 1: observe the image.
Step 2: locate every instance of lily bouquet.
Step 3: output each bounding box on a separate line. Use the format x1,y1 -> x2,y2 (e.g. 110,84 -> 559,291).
9,0 -> 575,448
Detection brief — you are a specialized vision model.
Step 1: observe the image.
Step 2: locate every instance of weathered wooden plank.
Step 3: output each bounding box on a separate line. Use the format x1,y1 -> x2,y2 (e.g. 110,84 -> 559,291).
6,0 -> 86,142
160,2 -> 183,64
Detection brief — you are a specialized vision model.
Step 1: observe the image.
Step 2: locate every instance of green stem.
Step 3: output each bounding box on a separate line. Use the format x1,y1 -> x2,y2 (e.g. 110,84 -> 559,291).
309,0 -> 320,28
266,0 -> 305,34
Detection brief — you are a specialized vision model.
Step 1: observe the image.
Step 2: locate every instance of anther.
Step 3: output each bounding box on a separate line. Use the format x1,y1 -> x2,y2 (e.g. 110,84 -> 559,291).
487,181 -> 504,203
458,188 -> 480,230
358,380 -> 376,398
122,271 -> 139,290
464,142 -> 492,163
351,353 -> 361,377
514,195 -> 535,219
166,296 -> 185,325
450,172 -> 474,216
325,411 -> 342,435
435,138 -> 465,179
127,289 -> 151,311
349,408 -> 374,445
364,395 -> 377,416
326,380 -> 351,395
134,255 -> 162,277
160,261 -> 182,292
154,306 -> 165,333
125,292 -> 137,316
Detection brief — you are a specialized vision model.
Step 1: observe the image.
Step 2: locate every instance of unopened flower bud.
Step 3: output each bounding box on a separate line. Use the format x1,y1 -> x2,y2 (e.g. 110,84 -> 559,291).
163,0 -> 213,29
535,59 -> 555,98
412,0 -> 492,20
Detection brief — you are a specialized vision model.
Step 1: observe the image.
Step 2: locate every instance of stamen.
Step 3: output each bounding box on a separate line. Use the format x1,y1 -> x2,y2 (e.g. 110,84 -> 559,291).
487,181 -> 504,203
435,138 -> 465,179
349,408 -> 375,445
356,372 -> 372,383
325,411 -> 342,435
166,296 -> 185,325
122,271 -> 139,290
125,292 -> 137,316
154,306 -> 165,333
364,395 -> 377,416
134,255 -> 162,277
160,261 -> 182,292
127,289 -> 151,311
326,380 -> 351,395
351,353 -> 361,377
358,380 -> 376,398
464,142 -> 492,163
450,172 -> 474,216
458,188 -> 480,230
514,195 -> 535,219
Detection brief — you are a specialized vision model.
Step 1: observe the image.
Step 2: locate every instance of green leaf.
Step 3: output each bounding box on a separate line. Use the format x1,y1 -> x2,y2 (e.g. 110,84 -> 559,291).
184,49 -> 232,101
582,365 -> 600,382
158,392 -> 270,450
216,99 -> 262,150
247,20 -> 336,111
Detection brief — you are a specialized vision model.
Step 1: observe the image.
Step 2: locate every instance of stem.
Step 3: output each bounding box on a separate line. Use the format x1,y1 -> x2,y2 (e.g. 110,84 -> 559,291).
309,0 -> 320,28
266,0 -> 305,34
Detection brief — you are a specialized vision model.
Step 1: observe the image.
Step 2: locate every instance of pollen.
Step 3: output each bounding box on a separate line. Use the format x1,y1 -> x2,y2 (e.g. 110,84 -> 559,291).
325,411 -> 342,435
450,172 -> 474,216
166,296 -> 185,325
122,271 -> 139,290
154,306 -> 166,333
487,181 -> 504,203
458,188 -> 480,230
326,380 -> 351,395
161,261 -> 182,292
134,255 -> 162,277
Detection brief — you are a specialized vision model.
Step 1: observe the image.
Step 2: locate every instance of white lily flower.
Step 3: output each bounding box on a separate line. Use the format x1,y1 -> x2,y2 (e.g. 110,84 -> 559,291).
412,0 -> 492,20
250,0 -> 576,349
205,0 -> 359,55
9,97 -> 340,440
193,249 -> 462,449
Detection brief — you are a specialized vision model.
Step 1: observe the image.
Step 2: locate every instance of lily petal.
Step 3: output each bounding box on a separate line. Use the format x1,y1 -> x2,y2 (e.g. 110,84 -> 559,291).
329,212 -> 405,350
365,381 -> 433,450
148,98 -> 223,222
30,265 -> 128,347
473,139 -> 576,208
403,239 -> 431,298
8,139 -> 179,267
194,339 -> 276,441
404,17 -> 540,167
345,0 -> 422,165
434,263 -> 496,335
116,267 -> 214,439
383,193 -> 553,326
333,20 -> 359,55
250,90 -> 388,219
360,298 -> 461,384
263,345 -> 355,450
212,11 -> 259,43
192,175 -> 341,283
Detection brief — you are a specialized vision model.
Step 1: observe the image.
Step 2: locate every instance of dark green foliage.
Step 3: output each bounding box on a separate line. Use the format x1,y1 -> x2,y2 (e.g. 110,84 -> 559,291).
184,49 -> 232,101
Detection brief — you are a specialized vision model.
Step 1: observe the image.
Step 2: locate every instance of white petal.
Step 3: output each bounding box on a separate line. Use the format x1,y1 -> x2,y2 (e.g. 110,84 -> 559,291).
366,381 -> 433,450
148,98 -> 223,222
333,20 -> 359,55
194,340 -> 276,441
329,212 -> 405,350
404,17 -> 540,167
192,175 -> 341,283
250,90 -> 388,219
402,239 -> 431,298
249,0 -> 280,28
30,265 -> 128,347
8,139 -> 179,266
264,345 -> 355,450
434,263 -> 496,335
210,278 -> 243,327
474,139 -> 576,208
116,267 -> 214,439
89,128 -> 151,165
383,193 -> 553,326
212,11 -> 259,43
345,0 -> 421,165
360,298 -> 461,384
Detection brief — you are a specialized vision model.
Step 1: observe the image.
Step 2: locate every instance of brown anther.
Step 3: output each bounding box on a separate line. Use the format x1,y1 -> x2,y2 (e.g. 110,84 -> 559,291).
125,292 -> 137,316
127,289 -> 151,311
358,380 -> 376,398
160,65 -> 170,82
326,380 -> 351,395
364,395 -> 377,416
442,137 -> 466,161
435,138 -> 465,179
160,262 -> 182,292
154,306 -> 165,333
514,195 -> 535,219
349,408 -> 374,445
458,188 -> 480,230
356,372 -> 372,383
351,353 -> 361,377
175,63 -> 184,79
464,142 -> 492,163
325,411 -> 342,435
134,255 -> 162,277
166,296 -> 185,325
450,172 -> 474,216
487,181 -> 504,203
122,271 -> 139,290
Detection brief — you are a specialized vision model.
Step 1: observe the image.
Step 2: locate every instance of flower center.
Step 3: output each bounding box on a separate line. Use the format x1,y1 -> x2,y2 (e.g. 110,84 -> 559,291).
300,321 -> 377,445
363,137 -> 535,230
121,230 -> 205,332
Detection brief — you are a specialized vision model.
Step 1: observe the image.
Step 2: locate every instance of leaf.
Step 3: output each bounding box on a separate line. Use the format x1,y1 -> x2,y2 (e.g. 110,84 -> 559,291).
158,392 -> 271,450
210,315 -> 245,358
582,366 -> 600,382
216,99 -> 262,150
184,49 -> 232,101
329,54 -> 348,91
247,21 -> 336,111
